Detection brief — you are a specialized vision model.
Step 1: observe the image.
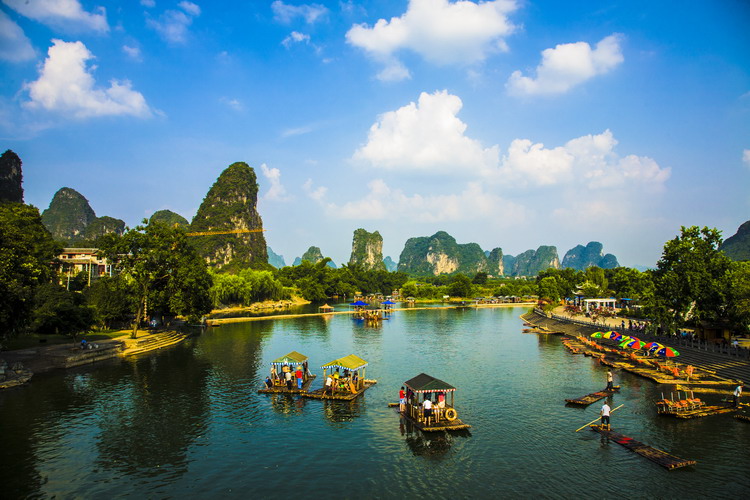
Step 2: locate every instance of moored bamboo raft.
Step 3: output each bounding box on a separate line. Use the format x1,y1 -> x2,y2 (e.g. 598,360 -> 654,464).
565,386 -> 620,406
304,381 -> 376,400
735,413 -> 750,422
258,375 -> 316,394
658,405 -> 735,419
589,425 -> 696,469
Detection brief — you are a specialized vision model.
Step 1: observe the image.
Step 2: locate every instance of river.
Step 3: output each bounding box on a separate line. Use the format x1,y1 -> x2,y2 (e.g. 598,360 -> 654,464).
1,306 -> 748,498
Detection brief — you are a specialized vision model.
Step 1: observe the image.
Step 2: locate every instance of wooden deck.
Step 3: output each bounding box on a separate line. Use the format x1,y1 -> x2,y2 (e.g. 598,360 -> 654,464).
589,425 -> 696,469
303,381 -> 376,400
390,404 -> 471,432
258,375 -> 316,394
657,404 -> 735,419
565,386 -> 620,406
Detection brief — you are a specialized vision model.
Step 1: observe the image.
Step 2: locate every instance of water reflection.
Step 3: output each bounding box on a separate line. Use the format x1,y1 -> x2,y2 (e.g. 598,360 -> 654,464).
269,393 -> 307,416
94,348 -> 210,477
322,399 -> 365,427
399,417 -> 470,459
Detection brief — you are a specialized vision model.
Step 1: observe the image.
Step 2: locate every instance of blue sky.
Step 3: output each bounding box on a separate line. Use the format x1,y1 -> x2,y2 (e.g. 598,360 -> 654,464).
1,0 -> 748,269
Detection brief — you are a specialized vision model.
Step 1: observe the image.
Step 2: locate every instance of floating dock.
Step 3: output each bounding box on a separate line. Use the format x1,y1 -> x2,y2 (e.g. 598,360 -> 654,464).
258,375 -> 316,394
565,387 -> 619,406
303,380 -> 376,401
589,425 -> 696,469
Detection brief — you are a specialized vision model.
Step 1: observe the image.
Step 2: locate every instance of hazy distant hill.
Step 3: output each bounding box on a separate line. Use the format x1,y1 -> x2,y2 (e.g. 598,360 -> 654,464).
505,246 -> 560,277
562,241 -> 619,270
397,231 -> 500,276
149,209 -> 189,227
720,220 -> 750,261
267,246 -> 286,268
41,187 -> 125,244
0,149 -> 23,203
349,228 -> 386,271
383,256 -> 397,272
189,162 -> 267,270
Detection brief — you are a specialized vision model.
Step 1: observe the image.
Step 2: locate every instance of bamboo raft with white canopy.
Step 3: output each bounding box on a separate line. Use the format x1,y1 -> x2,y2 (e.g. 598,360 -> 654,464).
304,354 -> 376,400
393,373 -> 471,432
258,351 -> 316,394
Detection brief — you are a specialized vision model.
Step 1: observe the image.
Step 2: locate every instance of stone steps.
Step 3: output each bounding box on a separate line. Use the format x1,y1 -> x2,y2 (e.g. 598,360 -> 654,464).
123,332 -> 188,356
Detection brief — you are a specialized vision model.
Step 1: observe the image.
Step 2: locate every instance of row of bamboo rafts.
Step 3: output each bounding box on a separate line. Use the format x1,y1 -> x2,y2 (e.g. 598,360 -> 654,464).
304,380 -> 377,400
258,375 -> 316,394
656,391 -> 736,419
589,426 -> 696,469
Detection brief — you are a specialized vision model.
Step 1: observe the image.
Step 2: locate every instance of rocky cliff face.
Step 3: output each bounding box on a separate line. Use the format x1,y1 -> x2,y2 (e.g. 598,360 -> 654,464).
720,220 -> 750,261
293,246 -> 337,268
562,241 -> 620,270
348,228 -> 386,270
487,247 -> 504,276
190,162 -> 267,270
397,231 -> 491,276
383,256 -> 397,272
41,187 -> 124,243
150,209 -> 189,227
267,246 -> 286,268
506,245 -> 560,276
0,149 -> 23,203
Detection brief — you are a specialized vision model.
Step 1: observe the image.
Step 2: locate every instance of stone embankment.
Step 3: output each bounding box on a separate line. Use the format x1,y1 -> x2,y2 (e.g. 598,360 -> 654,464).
523,310 -> 750,383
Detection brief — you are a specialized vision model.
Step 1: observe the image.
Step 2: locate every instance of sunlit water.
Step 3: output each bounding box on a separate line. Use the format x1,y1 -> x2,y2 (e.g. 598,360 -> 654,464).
1,306 -> 748,498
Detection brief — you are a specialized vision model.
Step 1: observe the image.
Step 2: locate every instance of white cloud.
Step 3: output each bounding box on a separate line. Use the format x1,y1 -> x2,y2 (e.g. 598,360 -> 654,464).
140,0 -> 155,7
346,0 -> 518,80
282,31 -> 310,48
272,1 -> 328,24
303,179 -> 327,201
281,124 -> 315,138
318,179 -> 527,223
507,34 -> 624,96
2,0 -> 108,32
24,39 -> 152,119
743,149 -> 750,167
353,90 -> 499,173
147,1 -> 200,44
260,163 -> 289,201
219,96 -> 243,111
0,10 -> 36,62
354,90 -> 670,191
122,45 -> 142,61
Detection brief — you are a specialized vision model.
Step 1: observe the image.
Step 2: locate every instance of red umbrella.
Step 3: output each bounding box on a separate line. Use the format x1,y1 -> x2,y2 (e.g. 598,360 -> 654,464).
655,347 -> 680,357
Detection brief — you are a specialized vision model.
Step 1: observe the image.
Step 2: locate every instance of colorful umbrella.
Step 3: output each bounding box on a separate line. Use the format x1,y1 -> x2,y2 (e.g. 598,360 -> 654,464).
655,347 -> 680,357
619,339 -> 647,349
644,342 -> 664,351
590,332 -> 604,338
607,332 -> 624,341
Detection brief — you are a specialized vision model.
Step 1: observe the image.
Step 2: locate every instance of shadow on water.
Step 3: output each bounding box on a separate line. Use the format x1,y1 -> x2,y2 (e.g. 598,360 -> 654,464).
399,416 -> 471,460
322,398 -> 366,427
269,393 -> 307,416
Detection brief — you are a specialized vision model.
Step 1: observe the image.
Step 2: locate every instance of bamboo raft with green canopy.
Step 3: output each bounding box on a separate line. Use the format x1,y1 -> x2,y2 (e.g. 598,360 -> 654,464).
304,354 -> 376,400
258,351 -> 316,394
393,373 -> 471,432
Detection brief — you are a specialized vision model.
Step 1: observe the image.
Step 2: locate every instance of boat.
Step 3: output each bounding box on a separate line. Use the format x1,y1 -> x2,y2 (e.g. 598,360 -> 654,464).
258,351 -> 316,394
394,373 -> 471,432
565,386 -> 620,406
589,425 -> 696,469
304,354 -> 376,401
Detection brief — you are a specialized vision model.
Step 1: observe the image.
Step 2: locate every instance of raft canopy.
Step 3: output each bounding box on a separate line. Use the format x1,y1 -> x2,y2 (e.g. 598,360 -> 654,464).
321,354 -> 368,370
404,373 -> 456,393
271,351 -> 308,366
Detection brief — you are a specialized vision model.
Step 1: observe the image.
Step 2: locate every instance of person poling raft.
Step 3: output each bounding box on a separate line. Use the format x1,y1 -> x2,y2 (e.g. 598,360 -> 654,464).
390,373 -> 470,432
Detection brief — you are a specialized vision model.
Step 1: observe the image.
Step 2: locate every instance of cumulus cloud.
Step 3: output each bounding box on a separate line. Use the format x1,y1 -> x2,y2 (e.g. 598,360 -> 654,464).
507,34 -> 624,95
2,0 -> 108,32
346,0 -> 518,81
260,163 -> 290,201
744,149 -> 750,167
24,39 -> 152,119
122,44 -> 142,61
282,31 -> 310,48
303,179 -> 327,201
0,10 -> 36,62
353,90 -> 500,173
147,1 -> 200,44
272,1 -> 328,24
140,0 -> 155,7
354,90 -> 670,191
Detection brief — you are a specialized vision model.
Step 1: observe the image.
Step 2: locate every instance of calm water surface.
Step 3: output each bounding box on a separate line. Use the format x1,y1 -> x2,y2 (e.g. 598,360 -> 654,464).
1,306 -> 748,498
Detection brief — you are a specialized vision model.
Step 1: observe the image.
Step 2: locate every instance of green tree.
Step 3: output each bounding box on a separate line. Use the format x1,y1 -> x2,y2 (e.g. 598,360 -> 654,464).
472,271 -> 488,285
448,274 -> 473,298
85,275 -> 135,329
30,283 -> 94,337
0,202 -> 61,340
537,276 -> 561,301
99,221 -> 213,337
728,261 -> 750,333
650,226 -> 733,327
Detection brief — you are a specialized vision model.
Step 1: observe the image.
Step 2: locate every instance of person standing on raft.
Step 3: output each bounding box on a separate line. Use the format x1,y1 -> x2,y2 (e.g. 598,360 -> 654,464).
600,402 -> 611,430
734,383 -> 743,408
399,386 -> 406,413
606,370 -> 614,391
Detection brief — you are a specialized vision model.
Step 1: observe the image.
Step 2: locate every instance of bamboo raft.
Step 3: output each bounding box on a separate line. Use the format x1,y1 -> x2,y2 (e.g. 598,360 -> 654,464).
735,413 -> 750,422
258,375 -> 316,394
589,425 -> 696,469
565,386 -> 620,406
399,407 -> 471,432
658,405 -> 735,419
304,380 -> 377,401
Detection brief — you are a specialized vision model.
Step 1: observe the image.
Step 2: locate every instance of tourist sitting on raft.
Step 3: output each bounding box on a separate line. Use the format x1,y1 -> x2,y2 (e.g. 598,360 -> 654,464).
401,374 -> 460,426
266,351 -> 314,390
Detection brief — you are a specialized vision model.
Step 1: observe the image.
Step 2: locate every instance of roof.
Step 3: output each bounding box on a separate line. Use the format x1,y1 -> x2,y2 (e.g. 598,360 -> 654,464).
271,351 -> 308,365
404,373 -> 456,393
321,354 -> 367,370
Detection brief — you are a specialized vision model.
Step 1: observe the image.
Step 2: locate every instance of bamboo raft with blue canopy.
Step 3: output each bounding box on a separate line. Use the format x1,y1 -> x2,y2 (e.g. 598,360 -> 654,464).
303,354 -> 376,400
391,373 -> 471,432
258,351 -> 316,394
588,425 -> 696,469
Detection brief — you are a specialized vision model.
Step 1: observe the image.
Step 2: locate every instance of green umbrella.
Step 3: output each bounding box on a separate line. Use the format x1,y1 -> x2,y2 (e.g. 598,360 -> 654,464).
590,332 -> 605,338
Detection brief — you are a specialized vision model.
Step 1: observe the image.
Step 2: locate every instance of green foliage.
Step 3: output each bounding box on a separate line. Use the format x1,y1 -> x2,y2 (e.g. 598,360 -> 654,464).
30,283 -> 94,337
472,272 -> 488,285
0,202 -> 61,338
99,220 -> 213,336
209,269 -> 290,307
349,228 -> 386,270
604,267 -> 653,300
536,268 -> 583,298
85,275 -> 135,329
728,261 -> 750,333
448,274 -> 473,298
537,276 -> 561,301
149,210 -> 189,227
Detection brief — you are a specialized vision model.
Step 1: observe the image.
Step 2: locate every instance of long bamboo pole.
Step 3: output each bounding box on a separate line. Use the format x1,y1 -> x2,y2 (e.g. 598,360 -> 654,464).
575,404 -> 624,432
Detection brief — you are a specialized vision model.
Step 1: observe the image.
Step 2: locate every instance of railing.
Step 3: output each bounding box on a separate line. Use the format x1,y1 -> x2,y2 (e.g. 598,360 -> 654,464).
531,308 -> 750,360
